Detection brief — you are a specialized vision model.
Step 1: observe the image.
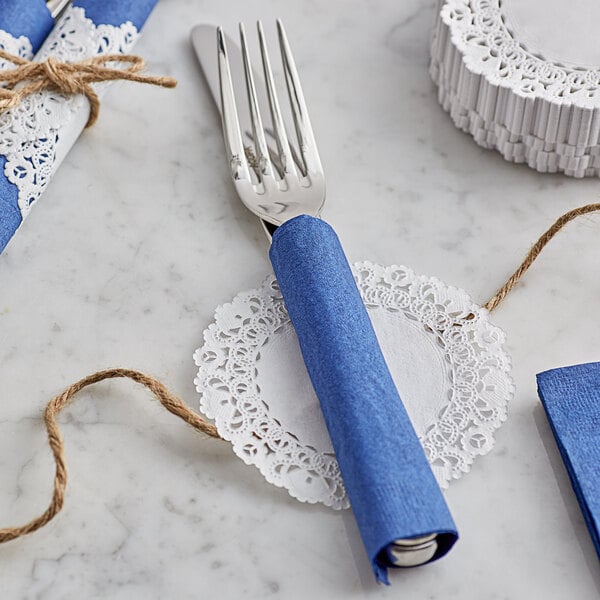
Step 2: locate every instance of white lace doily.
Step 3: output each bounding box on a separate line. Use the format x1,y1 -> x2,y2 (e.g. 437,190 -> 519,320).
194,262 -> 514,509
0,6 -> 138,218
431,0 -> 600,177
0,29 -> 33,73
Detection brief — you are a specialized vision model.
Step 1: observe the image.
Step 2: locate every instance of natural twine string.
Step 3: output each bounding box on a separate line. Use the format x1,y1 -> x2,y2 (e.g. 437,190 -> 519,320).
483,202 -> 600,311
0,49 -> 177,127
0,369 -> 221,544
0,199 -> 598,543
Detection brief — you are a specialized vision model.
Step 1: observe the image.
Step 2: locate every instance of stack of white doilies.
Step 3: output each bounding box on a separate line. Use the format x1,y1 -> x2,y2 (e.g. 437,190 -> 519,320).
431,0 -> 600,178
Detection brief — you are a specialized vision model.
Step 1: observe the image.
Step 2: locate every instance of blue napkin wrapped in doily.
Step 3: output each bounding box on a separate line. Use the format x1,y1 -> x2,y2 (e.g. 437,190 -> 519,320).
0,0 -> 159,253
0,0 -> 54,250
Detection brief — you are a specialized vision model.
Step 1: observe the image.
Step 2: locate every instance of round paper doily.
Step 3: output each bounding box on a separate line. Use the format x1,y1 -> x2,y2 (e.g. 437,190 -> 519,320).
194,262 -> 514,509
431,0 -> 600,177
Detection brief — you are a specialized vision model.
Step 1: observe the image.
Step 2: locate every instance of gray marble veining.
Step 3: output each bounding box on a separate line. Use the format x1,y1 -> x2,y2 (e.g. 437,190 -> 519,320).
1,0 -> 600,598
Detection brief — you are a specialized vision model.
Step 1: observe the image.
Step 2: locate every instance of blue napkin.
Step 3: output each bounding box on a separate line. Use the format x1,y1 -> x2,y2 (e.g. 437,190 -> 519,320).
0,0 -> 54,253
270,215 -> 458,584
0,0 -> 159,254
537,362 -> 600,557
0,0 -> 53,51
72,0 -> 157,31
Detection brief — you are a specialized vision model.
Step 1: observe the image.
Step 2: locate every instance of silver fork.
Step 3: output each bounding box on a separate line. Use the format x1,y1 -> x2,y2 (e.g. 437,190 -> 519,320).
192,21 -> 456,578
218,20 -> 324,233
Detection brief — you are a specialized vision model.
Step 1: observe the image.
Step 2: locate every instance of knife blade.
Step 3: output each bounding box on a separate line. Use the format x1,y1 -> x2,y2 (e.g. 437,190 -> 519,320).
46,0 -> 71,18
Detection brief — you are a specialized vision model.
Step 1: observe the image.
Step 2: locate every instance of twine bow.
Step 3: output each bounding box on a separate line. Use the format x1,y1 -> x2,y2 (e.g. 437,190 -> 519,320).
0,49 -> 177,127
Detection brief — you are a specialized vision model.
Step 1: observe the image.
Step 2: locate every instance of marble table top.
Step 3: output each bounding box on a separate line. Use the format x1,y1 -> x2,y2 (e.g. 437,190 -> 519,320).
1,0 -> 600,598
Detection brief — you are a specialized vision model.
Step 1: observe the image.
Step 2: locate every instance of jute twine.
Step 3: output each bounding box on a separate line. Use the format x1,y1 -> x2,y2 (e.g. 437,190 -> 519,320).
0,49 -> 177,127
482,203 -> 600,311
0,369 -> 221,544
2,41 -> 597,548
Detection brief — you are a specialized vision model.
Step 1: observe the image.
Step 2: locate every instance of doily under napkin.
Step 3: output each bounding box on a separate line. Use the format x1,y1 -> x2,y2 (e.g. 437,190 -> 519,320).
194,262 -> 513,509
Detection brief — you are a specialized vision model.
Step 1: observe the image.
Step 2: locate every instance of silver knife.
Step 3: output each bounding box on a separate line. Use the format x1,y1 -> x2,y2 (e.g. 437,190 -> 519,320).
46,0 -> 71,19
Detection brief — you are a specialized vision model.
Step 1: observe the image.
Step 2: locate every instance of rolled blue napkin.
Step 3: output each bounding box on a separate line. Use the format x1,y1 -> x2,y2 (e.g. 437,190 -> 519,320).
270,215 -> 458,584
0,0 -> 54,253
537,362 -> 600,557
0,0 -> 159,254
73,0 -> 157,30
0,0 -> 53,52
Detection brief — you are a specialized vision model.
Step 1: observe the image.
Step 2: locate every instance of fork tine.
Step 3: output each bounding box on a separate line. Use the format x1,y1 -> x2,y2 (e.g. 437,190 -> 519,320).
217,27 -> 252,182
263,127 -> 305,178
277,19 -> 323,177
257,20 -> 297,180
239,23 -> 275,182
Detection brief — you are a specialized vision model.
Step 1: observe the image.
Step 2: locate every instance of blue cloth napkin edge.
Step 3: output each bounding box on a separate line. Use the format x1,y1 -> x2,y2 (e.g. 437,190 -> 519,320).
536,361 -> 600,557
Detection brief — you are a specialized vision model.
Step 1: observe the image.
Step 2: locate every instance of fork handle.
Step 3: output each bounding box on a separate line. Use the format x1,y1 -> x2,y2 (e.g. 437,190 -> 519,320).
269,214 -> 458,583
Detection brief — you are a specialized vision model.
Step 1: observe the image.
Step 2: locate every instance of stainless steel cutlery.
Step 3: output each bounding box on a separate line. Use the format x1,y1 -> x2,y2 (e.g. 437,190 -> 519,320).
191,21 -> 456,574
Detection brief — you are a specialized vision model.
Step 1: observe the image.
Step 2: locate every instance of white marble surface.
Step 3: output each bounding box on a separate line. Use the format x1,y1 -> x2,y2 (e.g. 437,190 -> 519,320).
1,0 -> 600,597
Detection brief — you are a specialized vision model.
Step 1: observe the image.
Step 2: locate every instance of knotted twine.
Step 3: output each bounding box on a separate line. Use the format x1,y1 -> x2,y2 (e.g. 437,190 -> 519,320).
0,49 -> 177,127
